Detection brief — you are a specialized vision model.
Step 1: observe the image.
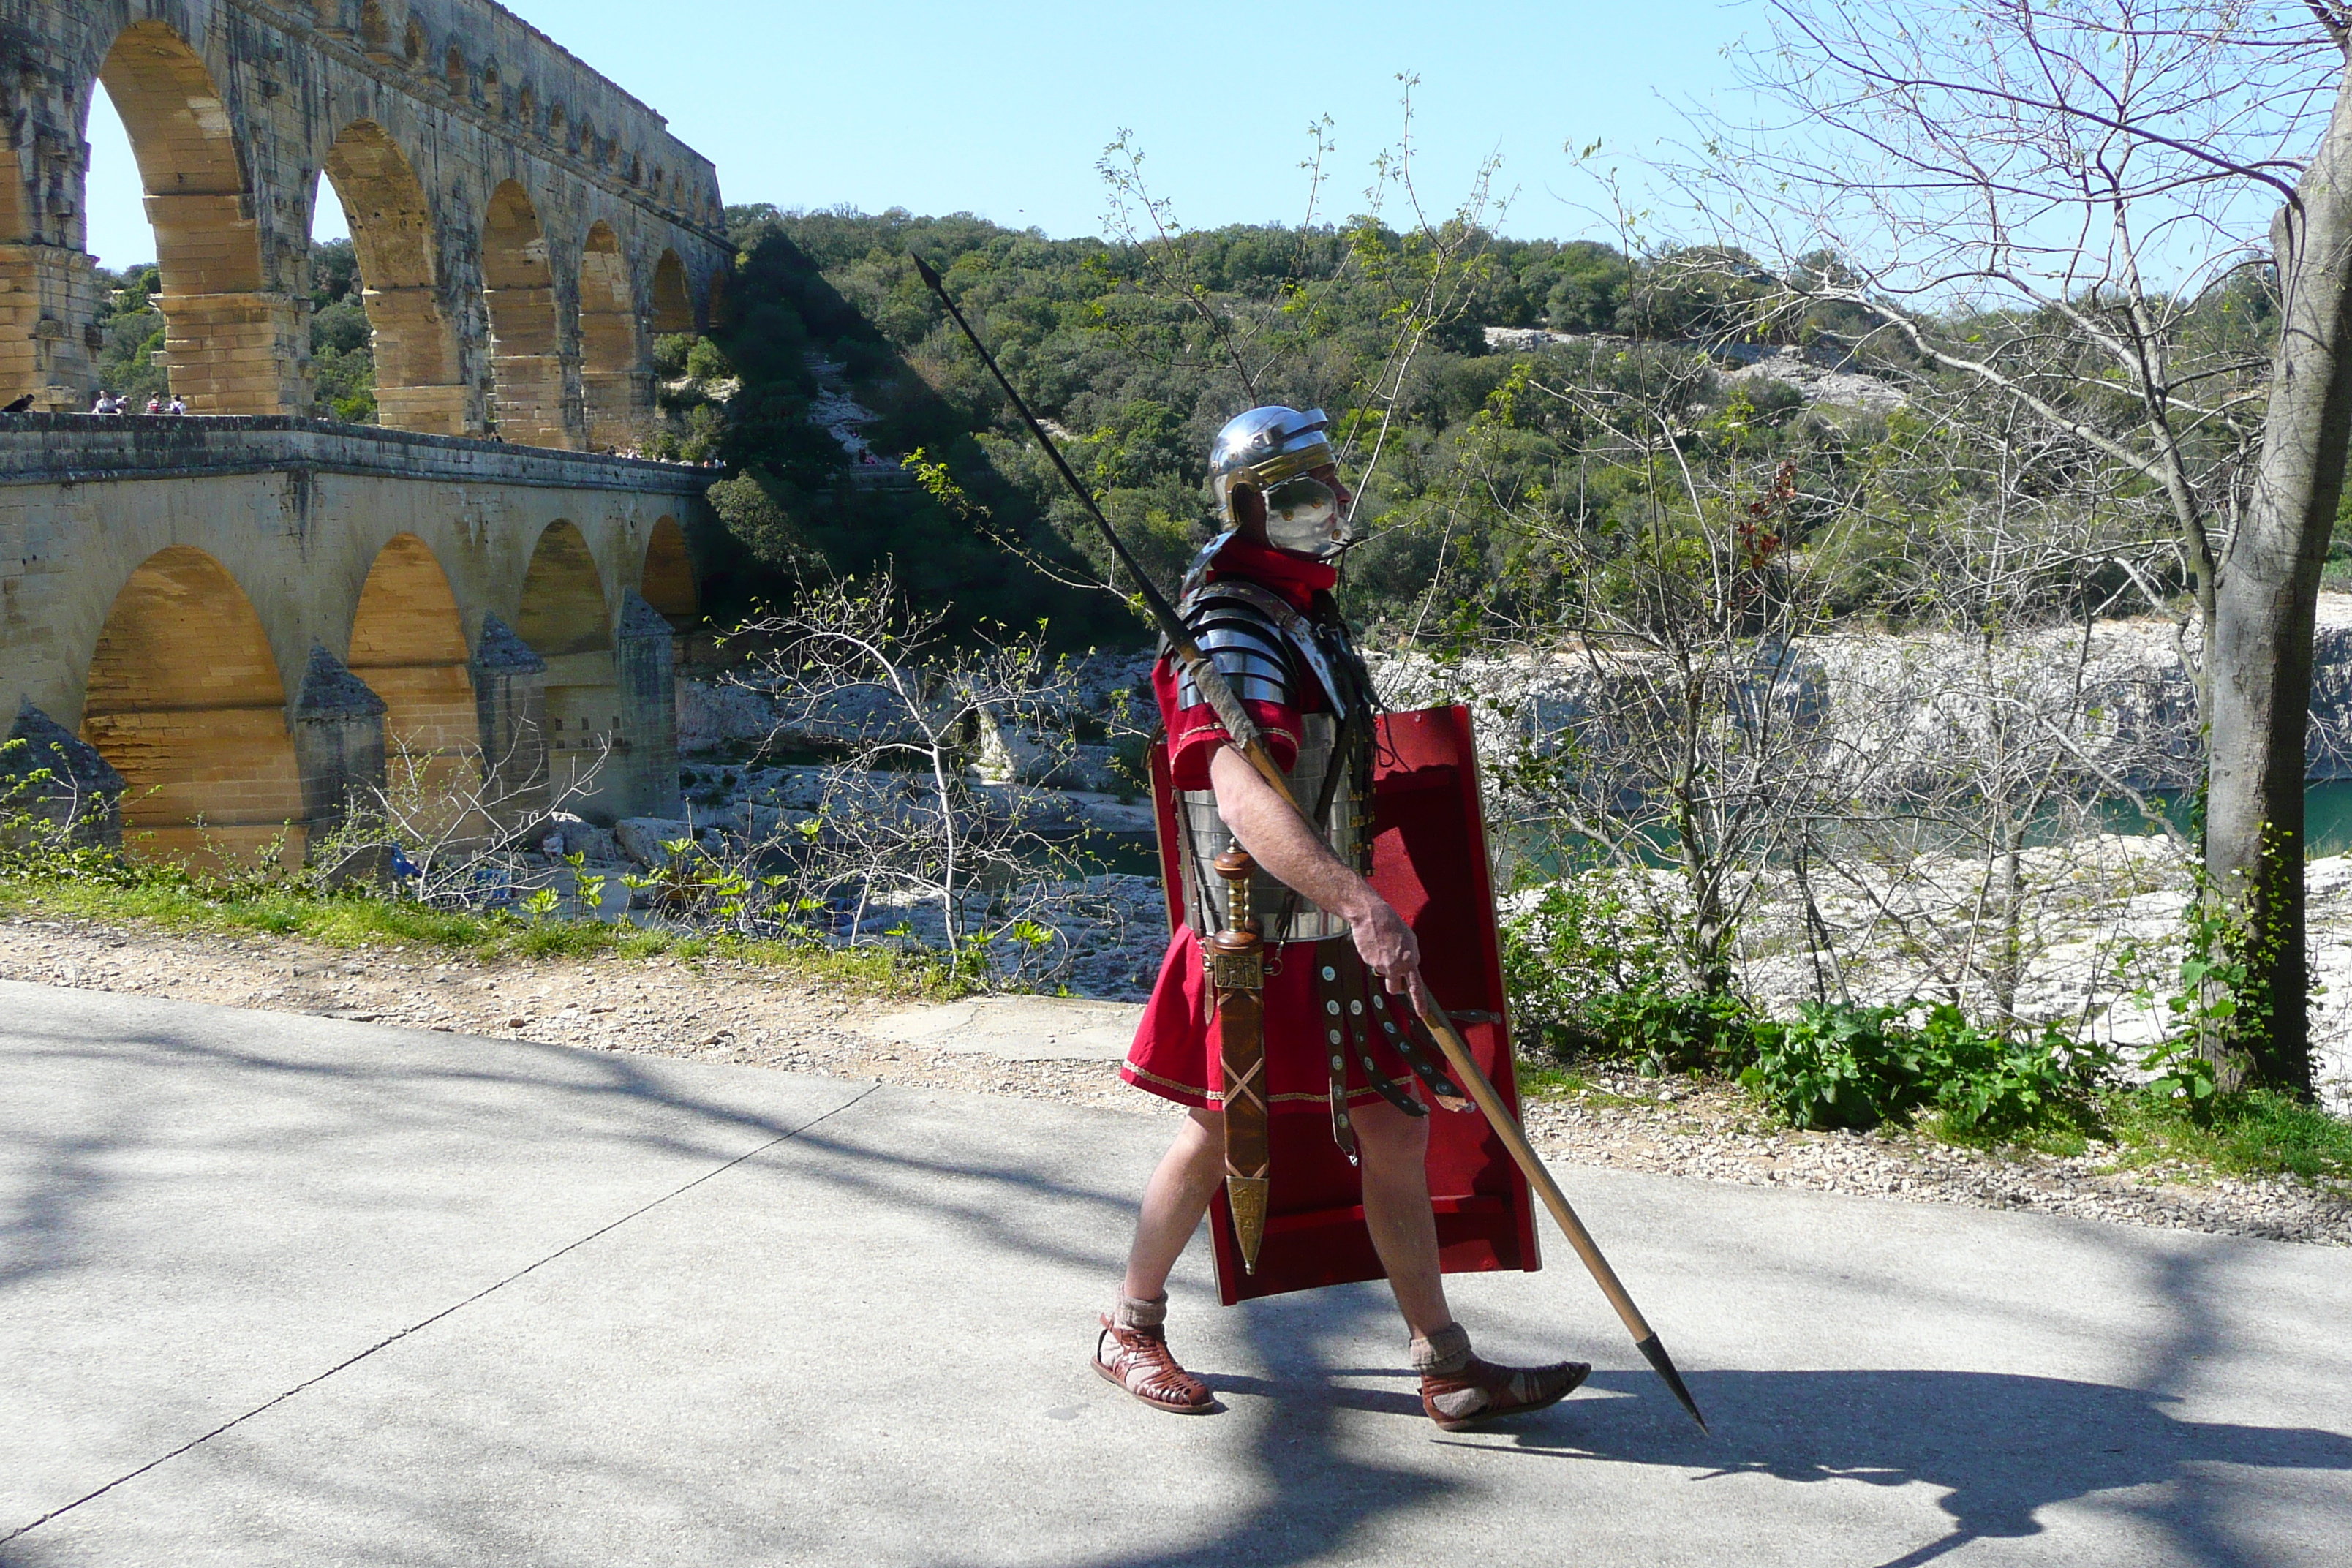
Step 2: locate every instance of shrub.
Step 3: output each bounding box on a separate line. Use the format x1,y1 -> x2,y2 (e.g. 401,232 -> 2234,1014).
1741,999 -> 2108,1135
1741,1001 -> 1924,1130
685,336 -> 734,383
1502,878 -> 1752,1075
652,333 -> 696,379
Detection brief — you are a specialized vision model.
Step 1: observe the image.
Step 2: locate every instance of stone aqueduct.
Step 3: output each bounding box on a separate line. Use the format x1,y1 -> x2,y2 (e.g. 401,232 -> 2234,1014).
0,1 -> 734,862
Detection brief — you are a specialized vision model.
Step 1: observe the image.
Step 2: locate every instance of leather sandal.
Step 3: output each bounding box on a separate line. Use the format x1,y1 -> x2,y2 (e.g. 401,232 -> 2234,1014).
1412,1323 -> 1587,1431
1094,1314 -> 1218,1414
1420,1353 -> 1591,1431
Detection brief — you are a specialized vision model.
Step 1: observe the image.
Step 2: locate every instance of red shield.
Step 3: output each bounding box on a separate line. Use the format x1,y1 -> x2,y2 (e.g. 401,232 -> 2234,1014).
1150,704 -> 1543,1304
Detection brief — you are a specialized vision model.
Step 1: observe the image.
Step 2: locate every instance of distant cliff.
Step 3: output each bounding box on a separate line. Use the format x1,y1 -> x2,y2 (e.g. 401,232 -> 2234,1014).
1371,596 -> 2352,794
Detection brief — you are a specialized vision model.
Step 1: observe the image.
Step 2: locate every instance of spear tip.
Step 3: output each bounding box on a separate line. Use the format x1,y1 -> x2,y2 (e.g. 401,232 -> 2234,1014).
1634,1333 -> 1709,1434
912,252 -> 943,290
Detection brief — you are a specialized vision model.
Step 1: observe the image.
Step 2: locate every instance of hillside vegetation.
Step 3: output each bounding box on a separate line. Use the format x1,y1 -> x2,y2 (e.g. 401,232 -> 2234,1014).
690,204 -> 2299,646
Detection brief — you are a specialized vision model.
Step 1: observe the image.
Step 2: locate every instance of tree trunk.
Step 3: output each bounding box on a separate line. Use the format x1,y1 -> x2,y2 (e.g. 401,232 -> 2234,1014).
2202,61 -> 2352,1098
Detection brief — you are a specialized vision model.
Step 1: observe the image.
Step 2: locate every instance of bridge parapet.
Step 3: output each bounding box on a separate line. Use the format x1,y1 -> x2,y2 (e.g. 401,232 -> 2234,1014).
0,412 -> 713,491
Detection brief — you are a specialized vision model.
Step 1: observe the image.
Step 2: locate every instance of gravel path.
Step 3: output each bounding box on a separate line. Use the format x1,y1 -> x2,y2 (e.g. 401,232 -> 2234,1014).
4,909 -> 2344,1248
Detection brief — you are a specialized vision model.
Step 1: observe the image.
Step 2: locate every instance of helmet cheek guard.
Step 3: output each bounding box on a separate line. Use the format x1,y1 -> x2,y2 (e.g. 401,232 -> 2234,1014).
1209,405 -> 1354,560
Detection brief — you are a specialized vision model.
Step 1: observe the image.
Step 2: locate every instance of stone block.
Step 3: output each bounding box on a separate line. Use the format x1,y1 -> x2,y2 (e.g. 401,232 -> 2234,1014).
2,700 -> 125,848
614,815 -> 691,866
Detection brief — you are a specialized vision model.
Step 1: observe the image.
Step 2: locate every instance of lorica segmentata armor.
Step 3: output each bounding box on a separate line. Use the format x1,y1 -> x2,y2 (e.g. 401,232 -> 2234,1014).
1178,712 -> 1362,943
1166,576 -> 1376,946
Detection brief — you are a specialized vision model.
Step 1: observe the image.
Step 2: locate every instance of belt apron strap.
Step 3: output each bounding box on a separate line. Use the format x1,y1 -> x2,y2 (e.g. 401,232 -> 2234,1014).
1369,986 -> 1468,1104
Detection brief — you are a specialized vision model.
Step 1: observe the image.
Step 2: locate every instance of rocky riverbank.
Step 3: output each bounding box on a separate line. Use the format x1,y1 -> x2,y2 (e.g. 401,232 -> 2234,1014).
641,637 -> 2352,1110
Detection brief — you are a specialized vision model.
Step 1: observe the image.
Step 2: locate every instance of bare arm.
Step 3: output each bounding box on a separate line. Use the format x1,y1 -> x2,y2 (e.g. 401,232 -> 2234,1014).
1208,744 -> 1425,998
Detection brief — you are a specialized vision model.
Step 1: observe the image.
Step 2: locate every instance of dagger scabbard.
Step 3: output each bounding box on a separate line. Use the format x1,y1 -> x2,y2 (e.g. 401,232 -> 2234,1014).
1210,848 -> 1270,1273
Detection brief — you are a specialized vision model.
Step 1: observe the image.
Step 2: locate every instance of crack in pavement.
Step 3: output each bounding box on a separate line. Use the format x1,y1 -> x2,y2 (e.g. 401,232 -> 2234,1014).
1,1080 -> 884,1546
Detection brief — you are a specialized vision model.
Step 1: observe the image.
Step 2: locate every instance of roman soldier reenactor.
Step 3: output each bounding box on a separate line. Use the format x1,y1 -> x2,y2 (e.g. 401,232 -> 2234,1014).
1095,406 -> 1591,1430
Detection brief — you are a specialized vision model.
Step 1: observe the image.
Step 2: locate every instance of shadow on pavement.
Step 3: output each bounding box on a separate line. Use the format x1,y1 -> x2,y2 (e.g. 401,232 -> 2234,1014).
1446,1367 -> 2352,1568
10,990 -> 2351,1568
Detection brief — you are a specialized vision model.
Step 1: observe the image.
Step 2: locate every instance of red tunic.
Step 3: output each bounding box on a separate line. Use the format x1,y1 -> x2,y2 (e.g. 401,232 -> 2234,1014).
1120,540 -> 1415,1114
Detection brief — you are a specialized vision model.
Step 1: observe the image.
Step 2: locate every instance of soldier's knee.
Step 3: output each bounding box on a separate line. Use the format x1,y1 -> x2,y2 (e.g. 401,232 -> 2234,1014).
1351,1100 -> 1431,1163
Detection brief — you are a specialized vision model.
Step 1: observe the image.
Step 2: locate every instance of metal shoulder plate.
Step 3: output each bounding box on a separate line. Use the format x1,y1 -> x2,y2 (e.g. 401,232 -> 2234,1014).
1175,585 -> 1299,710
1184,578 -> 1350,720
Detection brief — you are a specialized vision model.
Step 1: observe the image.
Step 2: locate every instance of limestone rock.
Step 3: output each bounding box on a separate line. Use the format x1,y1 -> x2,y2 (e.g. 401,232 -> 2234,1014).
542,812 -> 620,864
2,700 -> 124,846
676,680 -> 777,753
614,817 -> 693,866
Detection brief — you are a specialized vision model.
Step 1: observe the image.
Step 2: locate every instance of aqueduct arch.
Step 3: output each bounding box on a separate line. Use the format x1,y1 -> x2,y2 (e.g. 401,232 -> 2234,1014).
323,121 -> 470,436
641,518 -> 699,625
578,222 -> 647,451
651,252 -> 695,336
516,519 -> 622,811
81,547 -> 304,869
0,0 -> 728,449
349,534 -> 479,834
482,180 -> 569,447
97,20 -> 289,417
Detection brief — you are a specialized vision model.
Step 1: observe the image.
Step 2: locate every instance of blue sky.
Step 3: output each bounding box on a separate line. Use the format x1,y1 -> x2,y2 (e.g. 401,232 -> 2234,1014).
82,0 -> 1757,271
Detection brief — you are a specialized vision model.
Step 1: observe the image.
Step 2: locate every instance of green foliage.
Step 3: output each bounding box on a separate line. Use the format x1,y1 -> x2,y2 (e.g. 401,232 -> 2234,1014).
707,469 -> 826,576
685,336 -> 734,383
312,344 -> 377,423
2104,1086 -> 2352,1187
1742,1002 -> 1923,1130
2121,865 -> 2285,1117
1742,1000 -> 2108,1135
1503,879 -> 2105,1137
1501,879 -> 1751,1076
91,264 -> 167,409
307,240 -> 377,423
652,333 -> 696,379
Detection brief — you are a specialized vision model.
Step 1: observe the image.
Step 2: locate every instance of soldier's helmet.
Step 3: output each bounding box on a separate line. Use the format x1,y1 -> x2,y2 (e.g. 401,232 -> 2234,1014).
1207,405 -> 1351,559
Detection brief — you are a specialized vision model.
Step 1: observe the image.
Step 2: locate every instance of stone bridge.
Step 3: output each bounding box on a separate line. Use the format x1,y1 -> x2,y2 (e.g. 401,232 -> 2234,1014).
0,2 -> 730,867
1,0 -> 728,447
1,418 -> 707,864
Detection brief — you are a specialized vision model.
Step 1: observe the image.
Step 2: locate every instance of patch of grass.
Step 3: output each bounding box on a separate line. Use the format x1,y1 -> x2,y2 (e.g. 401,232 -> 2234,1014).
2100,1088 -> 2352,1188
1511,1059 -> 1651,1107
1515,1062 -> 1594,1098
1915,1110 -> 2095,1161
0,870 -> 943,999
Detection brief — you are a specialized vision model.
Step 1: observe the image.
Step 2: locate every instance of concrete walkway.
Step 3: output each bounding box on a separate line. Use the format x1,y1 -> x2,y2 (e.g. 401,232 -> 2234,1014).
3,980 -> 2349,1567
858,995 -> 1142,1060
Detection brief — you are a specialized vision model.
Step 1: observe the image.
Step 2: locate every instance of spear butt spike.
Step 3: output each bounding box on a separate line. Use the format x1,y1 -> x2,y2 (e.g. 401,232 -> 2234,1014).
1634,1333 -> 1709,1434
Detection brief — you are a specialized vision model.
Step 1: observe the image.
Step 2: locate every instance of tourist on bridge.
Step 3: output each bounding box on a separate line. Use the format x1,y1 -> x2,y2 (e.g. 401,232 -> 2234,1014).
1098,405 -> 1590,1429
90,391 -> 121,415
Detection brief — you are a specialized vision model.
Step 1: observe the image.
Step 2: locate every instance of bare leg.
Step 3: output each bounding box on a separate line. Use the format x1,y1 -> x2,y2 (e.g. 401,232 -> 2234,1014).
1352,1099 -> 1453,1337
1122,1107 -> 1226,1301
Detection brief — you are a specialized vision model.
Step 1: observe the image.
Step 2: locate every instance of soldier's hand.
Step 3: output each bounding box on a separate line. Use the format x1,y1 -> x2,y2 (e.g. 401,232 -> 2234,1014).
1348,895 -> 1422,995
